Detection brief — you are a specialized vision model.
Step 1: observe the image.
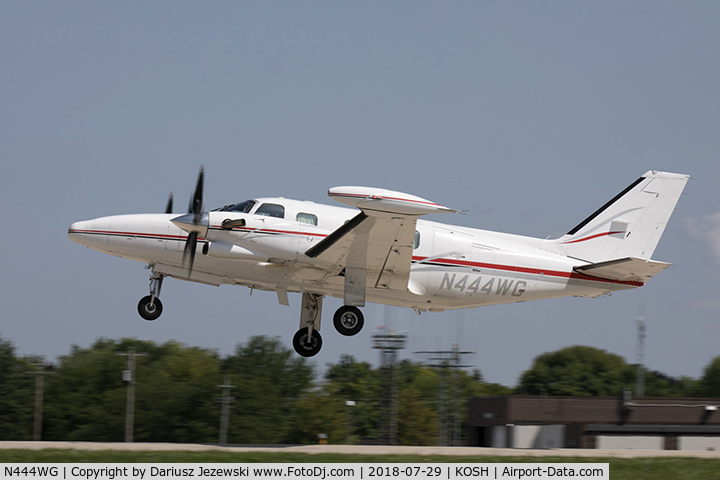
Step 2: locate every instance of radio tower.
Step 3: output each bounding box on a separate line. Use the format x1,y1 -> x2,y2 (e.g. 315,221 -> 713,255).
372,327 -> 407,445
416,345 -> 473,446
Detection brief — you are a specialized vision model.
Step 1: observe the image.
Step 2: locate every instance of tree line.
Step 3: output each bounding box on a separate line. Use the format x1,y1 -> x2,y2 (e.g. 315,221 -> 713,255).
1,335 -> 719,444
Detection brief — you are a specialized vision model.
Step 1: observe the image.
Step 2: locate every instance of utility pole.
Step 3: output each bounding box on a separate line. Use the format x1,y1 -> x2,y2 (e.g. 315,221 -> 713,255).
637,317 -> 646,397
25,363 -> 55,441
345,400 -> 356,444
216,376 -> 235,445
116,349 -> 146,442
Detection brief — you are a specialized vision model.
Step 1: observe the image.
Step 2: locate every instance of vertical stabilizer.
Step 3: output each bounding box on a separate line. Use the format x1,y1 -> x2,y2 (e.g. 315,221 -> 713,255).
555,171 -> 689,263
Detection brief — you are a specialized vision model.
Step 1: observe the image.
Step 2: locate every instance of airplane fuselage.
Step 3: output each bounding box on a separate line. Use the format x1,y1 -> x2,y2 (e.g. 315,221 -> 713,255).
68,197 -> 637,313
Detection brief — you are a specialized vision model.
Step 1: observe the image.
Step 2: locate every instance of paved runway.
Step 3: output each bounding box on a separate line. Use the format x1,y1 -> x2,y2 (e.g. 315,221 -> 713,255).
2,442 -> 720,459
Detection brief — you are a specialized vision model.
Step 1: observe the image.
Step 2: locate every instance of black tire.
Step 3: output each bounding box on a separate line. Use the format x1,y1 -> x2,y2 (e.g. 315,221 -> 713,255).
137,295 -> 163,321
292,328 -> 322,357
333,305 -> 364,336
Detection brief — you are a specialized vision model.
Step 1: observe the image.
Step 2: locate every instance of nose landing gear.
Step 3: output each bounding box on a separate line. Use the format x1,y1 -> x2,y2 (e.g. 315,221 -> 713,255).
138,273 -> 164,321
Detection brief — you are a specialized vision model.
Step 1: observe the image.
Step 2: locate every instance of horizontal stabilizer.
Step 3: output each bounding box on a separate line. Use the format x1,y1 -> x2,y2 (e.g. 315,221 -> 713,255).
573,257 -> 671,283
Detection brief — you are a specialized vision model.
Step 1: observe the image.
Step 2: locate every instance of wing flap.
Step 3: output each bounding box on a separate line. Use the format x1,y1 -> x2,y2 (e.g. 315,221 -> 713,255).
573,257 -> 671,283
304,211 -> 417,293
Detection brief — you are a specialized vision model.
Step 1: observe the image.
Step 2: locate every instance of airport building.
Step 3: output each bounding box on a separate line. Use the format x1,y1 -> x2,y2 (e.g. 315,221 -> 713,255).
467,396 -> 720,451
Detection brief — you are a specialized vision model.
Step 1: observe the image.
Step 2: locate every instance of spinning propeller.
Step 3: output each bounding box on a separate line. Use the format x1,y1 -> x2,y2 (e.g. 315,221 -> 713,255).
165,192 -> 174,214
170,166 -> 208,277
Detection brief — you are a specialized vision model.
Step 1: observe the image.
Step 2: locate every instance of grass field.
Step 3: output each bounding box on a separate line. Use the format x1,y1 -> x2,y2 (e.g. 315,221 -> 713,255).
1,450 -> 720,480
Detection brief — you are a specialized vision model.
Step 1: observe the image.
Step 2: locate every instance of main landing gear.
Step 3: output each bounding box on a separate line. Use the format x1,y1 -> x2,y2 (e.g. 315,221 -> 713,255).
138,273 -> 164,321
291,294 -> 365,357
133,274 -> 362,358
333,305 -> 364,336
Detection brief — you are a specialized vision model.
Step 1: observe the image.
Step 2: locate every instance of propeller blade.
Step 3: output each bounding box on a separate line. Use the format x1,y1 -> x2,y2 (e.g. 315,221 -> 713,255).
183,231 -> 198,276
189,166 -> 204,218
165,192 -> 174,214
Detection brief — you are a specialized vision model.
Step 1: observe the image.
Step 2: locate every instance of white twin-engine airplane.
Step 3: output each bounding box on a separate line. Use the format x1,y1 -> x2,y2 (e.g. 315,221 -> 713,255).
69,169 -> 689,357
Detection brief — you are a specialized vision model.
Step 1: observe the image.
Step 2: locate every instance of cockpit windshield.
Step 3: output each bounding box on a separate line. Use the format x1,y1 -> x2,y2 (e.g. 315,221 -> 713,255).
214,200 -> 256,213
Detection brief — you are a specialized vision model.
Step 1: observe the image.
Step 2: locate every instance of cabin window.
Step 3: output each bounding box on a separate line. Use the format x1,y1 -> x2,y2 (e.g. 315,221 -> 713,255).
414,231 -> 420,249
296,213 -> 318,225
255,203 -> 285,218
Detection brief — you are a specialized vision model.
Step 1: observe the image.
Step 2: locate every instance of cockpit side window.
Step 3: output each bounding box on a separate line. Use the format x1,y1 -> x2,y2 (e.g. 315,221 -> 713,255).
216,200 -> 256,213
296,213 -> 318,225
255,203 -> 285,218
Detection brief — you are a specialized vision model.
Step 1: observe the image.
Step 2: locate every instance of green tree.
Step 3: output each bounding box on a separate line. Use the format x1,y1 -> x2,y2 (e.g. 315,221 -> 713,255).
697,356 -> 720,397
223,336 -> 314,443
286,381 -> 347,444
44,338 -> 128,441
642,369 -> 697,397
135,341 -> 221,443
0,336 -> 36,440
516,346 -> 635,396
397,385 -> 437,445
324,354 -> 379,440
44,338 -> 222,443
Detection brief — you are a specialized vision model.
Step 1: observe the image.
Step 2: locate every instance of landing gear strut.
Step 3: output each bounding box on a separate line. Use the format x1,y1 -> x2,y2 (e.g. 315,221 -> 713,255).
138,273 -> 164,321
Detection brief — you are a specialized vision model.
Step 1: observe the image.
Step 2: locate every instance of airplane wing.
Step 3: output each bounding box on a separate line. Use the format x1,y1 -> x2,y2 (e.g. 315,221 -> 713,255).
573,257 -> 671,283
305,187 -> 455,306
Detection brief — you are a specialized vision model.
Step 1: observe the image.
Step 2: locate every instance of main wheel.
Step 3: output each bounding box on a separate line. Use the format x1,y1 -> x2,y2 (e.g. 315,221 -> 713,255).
293,328 -> 323,357
333,305 -> 364,336
137,295 -> 163,321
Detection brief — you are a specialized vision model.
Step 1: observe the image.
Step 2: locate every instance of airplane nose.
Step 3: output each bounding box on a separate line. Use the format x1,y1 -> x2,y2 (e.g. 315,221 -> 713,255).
68,220 -> 89,245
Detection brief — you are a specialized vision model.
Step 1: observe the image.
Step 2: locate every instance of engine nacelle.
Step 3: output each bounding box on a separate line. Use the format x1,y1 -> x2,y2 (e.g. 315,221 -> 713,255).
202,242 -> 269,262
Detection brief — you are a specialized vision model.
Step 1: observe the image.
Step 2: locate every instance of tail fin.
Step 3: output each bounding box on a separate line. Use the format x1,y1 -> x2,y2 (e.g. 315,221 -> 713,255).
555,170 -> 689,263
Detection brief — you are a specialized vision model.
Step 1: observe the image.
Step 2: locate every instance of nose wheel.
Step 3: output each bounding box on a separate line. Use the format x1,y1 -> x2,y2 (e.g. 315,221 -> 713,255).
138,272 -> 164,321
138,295 -> 163,320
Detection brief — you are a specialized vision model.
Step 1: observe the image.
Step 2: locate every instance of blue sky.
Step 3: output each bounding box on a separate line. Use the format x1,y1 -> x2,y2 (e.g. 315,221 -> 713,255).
1,1 -> 719,386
